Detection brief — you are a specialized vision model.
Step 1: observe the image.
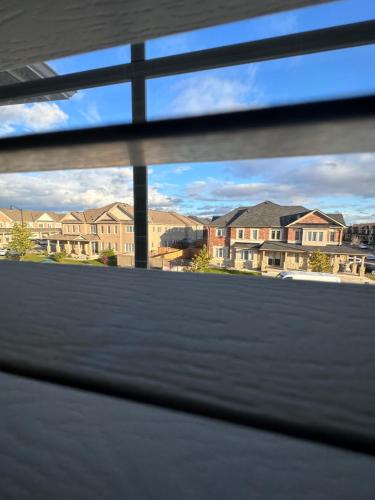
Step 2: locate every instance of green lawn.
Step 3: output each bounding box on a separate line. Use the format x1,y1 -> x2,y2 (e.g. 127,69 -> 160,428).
366,273 -> 375,281
59,258 -> 106,267
21,253 -> 46,262
202,268 -> 261,276
20,254 -> 106,266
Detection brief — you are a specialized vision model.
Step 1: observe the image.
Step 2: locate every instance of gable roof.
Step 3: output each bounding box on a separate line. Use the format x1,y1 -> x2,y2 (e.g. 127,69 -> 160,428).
287,209 -> 346,227
210,201 -> 308,227
209,201 -> 346,228
0,208 -> 64,223
188,215 -> 211,225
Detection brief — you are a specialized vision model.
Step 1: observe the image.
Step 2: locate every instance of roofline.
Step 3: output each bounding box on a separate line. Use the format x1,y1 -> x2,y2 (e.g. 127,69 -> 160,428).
286,209 -> 346,228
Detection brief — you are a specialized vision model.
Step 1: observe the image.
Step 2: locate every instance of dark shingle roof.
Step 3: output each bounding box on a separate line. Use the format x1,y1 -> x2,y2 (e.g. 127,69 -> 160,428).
326,213 -> 346,226
259,241 -> 369,255
209,202 -> 346,228
210,201 -> 308,228
209,207 -> 248,227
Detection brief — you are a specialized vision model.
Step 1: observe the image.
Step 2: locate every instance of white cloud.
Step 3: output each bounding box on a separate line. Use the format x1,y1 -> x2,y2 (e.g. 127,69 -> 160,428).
173,166 -> 192,175
79,102 -> 101,124
172,66 -> 263,116
0,102 -> 68,136
0,167 -> 178,212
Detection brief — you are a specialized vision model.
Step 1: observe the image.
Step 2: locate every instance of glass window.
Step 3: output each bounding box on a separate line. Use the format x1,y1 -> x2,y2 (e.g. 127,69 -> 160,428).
215,247 -> 226,258
126,225 -> 134,233
108,225 -> 111,234
330,231 -> 335,242
252,229 -> 258,240
217,228 -> 226,237
238,229 -> 244,239
271,229 -> 281,240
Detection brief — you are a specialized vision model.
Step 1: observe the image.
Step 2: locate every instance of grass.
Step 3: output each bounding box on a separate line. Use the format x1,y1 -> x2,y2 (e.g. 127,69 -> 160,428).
19,253 -> 106,267
366,273 -> 375,281
59,258 -> 106,267
202,268 -> 261,276
21,253 -> 47,263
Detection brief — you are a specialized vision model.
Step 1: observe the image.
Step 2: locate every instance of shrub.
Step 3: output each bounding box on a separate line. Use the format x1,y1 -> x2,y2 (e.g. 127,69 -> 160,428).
189,245 -> 211,272
99,249 -> 117,266
309,251 -> 333,273
51,251 -> 67,262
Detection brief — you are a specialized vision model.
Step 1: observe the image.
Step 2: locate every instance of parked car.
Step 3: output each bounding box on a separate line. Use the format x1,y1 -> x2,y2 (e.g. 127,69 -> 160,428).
359,243 -> 369,249
277,271 -> 341,283
0,248 -> 8,256
365,256 -> 375,273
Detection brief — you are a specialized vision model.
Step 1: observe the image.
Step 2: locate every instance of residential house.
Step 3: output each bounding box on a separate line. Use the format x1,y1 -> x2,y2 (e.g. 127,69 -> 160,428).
0,208 -> 63,247
207,201 -> 368,276
347,222 -> 375,245
46,202 -> 204,258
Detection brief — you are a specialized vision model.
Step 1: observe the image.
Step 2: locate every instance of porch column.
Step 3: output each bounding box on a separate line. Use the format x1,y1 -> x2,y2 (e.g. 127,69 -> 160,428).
283,251 -> 288,270
56,240 -> 61,253
333,255 -> 339,273
352,256 -> 358,275
87,242 -> 93,257
76,242 -> 81,255
260,251 -> 267,272
360,256 -> 366,277
65,241 -> 72,255
46,240 -> 51,254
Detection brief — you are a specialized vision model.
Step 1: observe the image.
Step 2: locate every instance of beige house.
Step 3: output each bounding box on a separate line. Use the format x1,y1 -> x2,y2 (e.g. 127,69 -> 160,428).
207,201 -> 369,276
0,208 -> 63,247
46,202 -> 204,258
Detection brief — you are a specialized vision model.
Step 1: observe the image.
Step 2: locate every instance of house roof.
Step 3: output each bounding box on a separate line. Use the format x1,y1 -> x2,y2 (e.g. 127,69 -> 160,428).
209,201 -> 345,228
188,215 -> 211,225
0,208 -> 64,222
69,202 -> 199,227
259,241 -> 369,255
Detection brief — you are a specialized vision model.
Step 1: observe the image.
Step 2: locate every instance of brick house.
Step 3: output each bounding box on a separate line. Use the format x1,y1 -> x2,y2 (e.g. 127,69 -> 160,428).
347,222 -> 375,245
0,208 -> 63,247
46,202 -> 204,258
207,201 -> 368,276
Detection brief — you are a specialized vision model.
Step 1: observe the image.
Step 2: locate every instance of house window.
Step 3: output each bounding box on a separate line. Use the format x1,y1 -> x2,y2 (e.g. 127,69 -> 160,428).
268,251 -> 281,266
252,229 -> 258,240
38,223 -> 43,228
126,225 -> 134,233
114,225 -> 118,234
72,225 -> 77,233
216,228 -> 226,237
47,223 -> 51,228
108,242 -> 111,250
215,247 -> 227,258
125,243 -> 135,252
237,229 -> 244,239
307,231 -> 324,242
157,226 -> 162,233
90,225 -> 97,234
330,230 -> 336,242
114,242 -> 118,251
271,229 -> 281,240
108,225 -> 111,234
101,225 -> 104,233
238,249 -> 253,261
295,229 -> 302,240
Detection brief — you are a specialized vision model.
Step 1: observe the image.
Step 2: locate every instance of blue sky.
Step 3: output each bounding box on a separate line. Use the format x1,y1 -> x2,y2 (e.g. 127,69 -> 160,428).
0,0 -> 374,223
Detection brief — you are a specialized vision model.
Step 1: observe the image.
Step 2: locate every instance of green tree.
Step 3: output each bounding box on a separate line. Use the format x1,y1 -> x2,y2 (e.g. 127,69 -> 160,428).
190,245 -> 211,272
309,250 -> 333,273
9,223 -> 34,256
